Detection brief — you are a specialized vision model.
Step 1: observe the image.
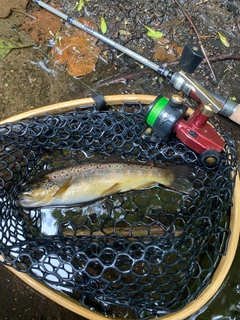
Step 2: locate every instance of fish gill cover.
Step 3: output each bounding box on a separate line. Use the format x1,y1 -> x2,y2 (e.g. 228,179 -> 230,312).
0,100 -> 237,319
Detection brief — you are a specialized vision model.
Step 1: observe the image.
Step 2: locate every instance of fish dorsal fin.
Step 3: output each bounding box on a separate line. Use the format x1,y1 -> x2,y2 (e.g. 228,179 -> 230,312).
101,182 -> 121,196
53,176 -> 73,198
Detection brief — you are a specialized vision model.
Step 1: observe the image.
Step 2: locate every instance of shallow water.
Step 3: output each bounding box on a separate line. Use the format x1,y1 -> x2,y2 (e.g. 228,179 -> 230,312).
0,0 -> 240,319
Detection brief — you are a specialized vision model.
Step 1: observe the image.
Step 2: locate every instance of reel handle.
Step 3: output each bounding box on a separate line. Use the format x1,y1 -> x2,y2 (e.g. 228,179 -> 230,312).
178,44 -> 203,74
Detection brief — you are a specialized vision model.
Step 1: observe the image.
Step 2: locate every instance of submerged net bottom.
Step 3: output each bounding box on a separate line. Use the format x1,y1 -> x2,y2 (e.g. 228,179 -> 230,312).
0,101 -> 237,319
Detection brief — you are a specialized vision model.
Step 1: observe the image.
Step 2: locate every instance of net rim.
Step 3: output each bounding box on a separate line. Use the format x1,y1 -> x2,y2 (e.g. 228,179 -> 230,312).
0,94 -> 239,320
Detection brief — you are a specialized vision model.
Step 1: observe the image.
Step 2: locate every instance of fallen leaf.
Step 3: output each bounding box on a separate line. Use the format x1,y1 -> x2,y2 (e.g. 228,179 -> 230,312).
218,32 -> 230,47
77,0 -> 85,11
118,30 -> 131,36
162,19 -> 184,28
156,37 -> 171,45
145,25 -> 163,39
21,4 -> 62,45
100,17 -> 107,34
0,0 -> 28,18
154,42 -> 183,63
76,0 -> 90,11
22,9 -> 100,77
49,37 -> 100,77
0,37 -> 32,59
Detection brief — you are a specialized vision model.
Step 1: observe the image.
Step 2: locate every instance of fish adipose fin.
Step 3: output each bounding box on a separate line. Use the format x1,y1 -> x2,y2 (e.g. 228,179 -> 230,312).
101,182 -> 121,196
53,176 -> 73,198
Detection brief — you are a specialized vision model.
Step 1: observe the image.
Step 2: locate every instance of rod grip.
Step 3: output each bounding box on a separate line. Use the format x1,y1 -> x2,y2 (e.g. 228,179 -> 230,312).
229,105 -> 240,125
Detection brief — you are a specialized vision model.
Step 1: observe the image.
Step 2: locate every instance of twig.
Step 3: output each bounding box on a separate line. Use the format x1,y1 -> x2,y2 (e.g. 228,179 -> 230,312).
63,225 -> 183,238
145,215 -> 168,232
196,0 -> 208,5
96,68 -> 155,87
11,8 -> 37,19
174,0 -> 216,80
199,35 -> 214,39
165,53 -> 240,67
96,51 -> 240,88
208,53 -> 240,63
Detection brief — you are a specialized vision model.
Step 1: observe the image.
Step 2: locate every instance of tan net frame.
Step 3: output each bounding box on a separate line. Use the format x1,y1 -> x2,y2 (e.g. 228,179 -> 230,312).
0,95 -> 239,319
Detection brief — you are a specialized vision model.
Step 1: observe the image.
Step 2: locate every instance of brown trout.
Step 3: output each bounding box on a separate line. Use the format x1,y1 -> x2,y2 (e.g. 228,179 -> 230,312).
18,162 -> 192,208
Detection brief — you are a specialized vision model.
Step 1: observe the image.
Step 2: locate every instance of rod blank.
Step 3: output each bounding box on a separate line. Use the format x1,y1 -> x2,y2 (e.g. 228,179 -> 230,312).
32,0 -> 169,76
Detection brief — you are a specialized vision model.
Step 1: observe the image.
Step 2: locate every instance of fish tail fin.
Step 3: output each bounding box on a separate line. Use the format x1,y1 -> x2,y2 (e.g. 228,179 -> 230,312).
169,165 -> 194,194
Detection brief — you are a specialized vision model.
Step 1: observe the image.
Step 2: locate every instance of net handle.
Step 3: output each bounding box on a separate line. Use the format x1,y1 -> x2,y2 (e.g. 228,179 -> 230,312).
0,95 -> 239,320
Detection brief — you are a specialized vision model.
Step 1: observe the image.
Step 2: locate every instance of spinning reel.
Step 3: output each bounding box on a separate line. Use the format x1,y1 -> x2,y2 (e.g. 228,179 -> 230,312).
145,45 -> 225,168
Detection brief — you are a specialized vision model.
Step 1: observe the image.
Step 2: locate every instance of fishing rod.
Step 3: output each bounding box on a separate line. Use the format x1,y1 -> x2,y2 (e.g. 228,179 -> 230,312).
31,0 -> 240,126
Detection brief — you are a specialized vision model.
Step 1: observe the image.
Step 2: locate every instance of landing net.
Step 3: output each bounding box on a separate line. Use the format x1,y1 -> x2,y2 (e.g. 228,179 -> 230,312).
0,99 -> 237,319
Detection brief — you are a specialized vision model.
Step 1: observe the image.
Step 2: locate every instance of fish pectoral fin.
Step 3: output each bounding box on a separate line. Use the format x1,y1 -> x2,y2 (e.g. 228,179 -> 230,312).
53,176 -> 73,198
136,181 -> 158,190
101,182 -> 121,196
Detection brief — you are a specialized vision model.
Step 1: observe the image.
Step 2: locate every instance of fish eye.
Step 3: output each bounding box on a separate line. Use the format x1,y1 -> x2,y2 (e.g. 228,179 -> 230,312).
24,186 -> 33,193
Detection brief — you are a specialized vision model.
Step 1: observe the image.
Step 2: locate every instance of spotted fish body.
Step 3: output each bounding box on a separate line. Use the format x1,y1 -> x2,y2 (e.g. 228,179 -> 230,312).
18,162 -> 192,208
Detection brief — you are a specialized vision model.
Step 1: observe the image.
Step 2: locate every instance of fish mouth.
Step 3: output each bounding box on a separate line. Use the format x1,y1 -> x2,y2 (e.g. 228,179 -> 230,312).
18,199 -> 42,209
17,193 -> 40,209
17,192 -> 53,209
17,193 -> 33,201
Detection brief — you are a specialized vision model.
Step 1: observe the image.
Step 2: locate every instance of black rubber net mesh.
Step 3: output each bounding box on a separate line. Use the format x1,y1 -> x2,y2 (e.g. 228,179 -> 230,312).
0,100 -> 237,319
